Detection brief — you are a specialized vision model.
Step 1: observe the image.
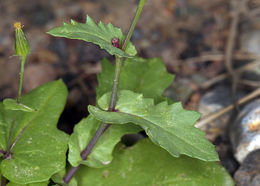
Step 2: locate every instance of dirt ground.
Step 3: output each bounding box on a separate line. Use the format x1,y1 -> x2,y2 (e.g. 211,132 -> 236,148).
1,0 -> 260,182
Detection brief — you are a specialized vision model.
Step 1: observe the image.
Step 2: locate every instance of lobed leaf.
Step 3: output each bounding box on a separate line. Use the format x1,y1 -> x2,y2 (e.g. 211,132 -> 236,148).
89,90 -> 219,162
75,139 -> 234,186
68,115 -> 141,168
0,80 -> 69,184
48,15 -> 136,58
97,57 -> 174,102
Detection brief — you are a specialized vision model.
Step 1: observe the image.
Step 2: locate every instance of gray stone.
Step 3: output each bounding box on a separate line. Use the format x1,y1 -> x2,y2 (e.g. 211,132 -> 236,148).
242,67 -> 260,82
240,30 -> 260,55
230,99 -> 260,163
197,85 -> 244,140
252,174 -> 260,186
240,30 -> 260,82
234,150 -> 260,186
163,78 -> 193,103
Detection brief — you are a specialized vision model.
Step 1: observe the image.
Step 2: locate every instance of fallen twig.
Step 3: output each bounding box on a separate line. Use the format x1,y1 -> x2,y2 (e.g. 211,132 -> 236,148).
196,87 -> 260,128
180,52 -> 260,66
199,59 -> 260,89
240,79 -> 260,87
225,0 -> 249,109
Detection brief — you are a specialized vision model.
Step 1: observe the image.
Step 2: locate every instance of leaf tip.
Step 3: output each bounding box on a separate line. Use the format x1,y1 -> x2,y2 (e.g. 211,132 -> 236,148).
86,15 -> 94,24
70,19 -> 78,25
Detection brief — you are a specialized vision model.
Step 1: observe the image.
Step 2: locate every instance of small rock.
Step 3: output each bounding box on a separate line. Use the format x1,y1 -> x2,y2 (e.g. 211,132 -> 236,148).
240,30 -> 260,81
0,58 -> 19,99
240,30 -> 260,55
163,78 -> 193,103
131,28 -> 144,41
67,87 -> 82,107
19,4 -> 55,27
49,38 -> 68,64
23,63 -> 57,93
77,42 -> 110,63
197,85 -> 244,140
230,99 -> 260,163
242,67 -> 260,82
234,150 -> 260,186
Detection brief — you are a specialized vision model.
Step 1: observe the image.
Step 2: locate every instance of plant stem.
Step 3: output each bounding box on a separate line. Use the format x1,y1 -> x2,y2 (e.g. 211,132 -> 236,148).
1,176 -> 6,186
17,56 -> 26,103
122,0 -> 146,51
63,0 -> 146,183
109,56 -> 122,111
63,123 -> 110,183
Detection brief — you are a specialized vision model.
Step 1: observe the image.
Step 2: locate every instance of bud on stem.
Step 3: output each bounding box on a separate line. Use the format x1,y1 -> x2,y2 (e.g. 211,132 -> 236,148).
14,22 -> 30,58
14,22 -> 30,102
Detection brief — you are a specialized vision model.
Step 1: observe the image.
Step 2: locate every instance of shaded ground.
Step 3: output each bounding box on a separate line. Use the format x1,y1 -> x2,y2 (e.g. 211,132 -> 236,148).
0,0 -> 231,127
1,0 -> 260,183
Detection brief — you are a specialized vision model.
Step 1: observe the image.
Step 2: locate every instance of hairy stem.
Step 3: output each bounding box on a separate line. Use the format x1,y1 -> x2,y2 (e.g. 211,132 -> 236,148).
17,56 -> 26,103
8,125 -> 28,154
7,116 -> 16,150
0,150 -> 5,155
63,0 -> 146,183
63,123 -> 110,183
122,0 -> 146,51
109,56 -> 122,111
1,176 -> 6,186
4,123 -> 29,160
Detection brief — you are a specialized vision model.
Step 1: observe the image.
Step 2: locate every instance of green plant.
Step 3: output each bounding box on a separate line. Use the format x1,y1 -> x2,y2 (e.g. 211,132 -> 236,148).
0,0 -> 234,185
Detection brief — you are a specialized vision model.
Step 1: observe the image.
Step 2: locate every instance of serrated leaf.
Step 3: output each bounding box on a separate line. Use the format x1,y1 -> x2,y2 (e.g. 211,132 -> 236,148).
3,99 -> 36,112
69,115 -> 141,168
97,57 -> 174,102
48,15 -> 136,58
0,80 -> 69,184
89,90 -> 219,162
75,139 -> 234,186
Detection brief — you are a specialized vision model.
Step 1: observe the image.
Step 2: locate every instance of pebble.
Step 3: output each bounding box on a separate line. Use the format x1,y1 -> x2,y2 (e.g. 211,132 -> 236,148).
230,99 -> 260,163
197,85 -> 244,140
23,4 -> 55,26
77,42 -> 110,63
163,78 -> 193,103
234,150 -> 260,186
240,30 -> 260,81
240,30 -> 260,55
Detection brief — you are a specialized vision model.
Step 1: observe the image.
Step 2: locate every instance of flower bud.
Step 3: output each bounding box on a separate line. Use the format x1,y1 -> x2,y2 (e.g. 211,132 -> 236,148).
14,22 -> 30,58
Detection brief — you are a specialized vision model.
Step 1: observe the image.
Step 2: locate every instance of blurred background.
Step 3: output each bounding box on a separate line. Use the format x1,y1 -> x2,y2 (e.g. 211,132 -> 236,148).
1,0 -> 260,184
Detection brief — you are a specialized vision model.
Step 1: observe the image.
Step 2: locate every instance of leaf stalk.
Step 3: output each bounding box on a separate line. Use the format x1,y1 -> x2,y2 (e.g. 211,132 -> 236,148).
1,176 -> 6,186
17,56 -> 26,103
63,0 -> 146,183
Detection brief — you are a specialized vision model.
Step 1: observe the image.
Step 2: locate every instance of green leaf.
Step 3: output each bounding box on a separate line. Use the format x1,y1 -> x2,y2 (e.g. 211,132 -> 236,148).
0,80 -> 69,184
51,169 -> 77,186
3,99 -> 36,112
47,15 -> 136,58
75,139 -> 234,186
89,90 -> 219,162
7,181 -> 48,186
97,57 -> 174,102
69,115 -> 141,168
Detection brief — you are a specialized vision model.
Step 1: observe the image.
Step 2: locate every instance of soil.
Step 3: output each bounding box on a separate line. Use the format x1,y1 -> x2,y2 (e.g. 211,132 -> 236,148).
1,0 -> 260,184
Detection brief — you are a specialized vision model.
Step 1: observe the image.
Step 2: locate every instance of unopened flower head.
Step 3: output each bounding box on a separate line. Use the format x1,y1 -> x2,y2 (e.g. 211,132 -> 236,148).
14,22 -> 30,58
